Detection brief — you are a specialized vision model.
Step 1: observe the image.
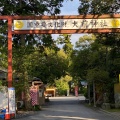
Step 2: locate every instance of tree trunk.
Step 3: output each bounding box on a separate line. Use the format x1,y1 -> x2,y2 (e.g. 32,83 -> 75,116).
24,71 -> 32,110
24,89 -> 32,110
93,81 -> 96,107
88,83 -> 91,105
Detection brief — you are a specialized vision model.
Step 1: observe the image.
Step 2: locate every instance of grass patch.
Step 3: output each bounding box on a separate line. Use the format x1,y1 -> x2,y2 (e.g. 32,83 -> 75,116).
107,109 -> 120,112
84,103 -> 95,108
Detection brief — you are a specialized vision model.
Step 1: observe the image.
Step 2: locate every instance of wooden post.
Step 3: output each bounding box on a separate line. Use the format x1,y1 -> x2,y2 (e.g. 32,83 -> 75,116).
88,83 -> 91,105
93,80 -> 96,107
8,17 -> 12,88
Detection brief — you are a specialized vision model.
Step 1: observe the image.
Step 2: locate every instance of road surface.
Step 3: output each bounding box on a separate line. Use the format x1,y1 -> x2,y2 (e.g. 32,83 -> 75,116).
15,96 -> 120,120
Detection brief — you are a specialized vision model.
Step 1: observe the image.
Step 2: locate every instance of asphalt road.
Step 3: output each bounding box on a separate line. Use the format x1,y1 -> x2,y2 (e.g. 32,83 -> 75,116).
15,96 -> 120,120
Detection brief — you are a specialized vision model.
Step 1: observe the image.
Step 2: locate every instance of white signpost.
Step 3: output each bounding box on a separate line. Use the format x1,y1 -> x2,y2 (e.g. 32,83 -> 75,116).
14,19 -> 120,30
0,86 -> 8,109
8,87 -> 16,115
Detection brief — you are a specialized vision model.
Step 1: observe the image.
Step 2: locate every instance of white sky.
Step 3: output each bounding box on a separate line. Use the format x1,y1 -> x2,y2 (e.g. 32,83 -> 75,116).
52,0 -> 86,47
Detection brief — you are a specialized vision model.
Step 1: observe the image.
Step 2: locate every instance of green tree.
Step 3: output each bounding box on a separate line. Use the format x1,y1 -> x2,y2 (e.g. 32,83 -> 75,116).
76,0 -> 120,105
71,34 -> 95,79
78,0 -> 119,14
57,34 -> 74,75
57,34 -> 73,57
55,75 -> 72,95
0,0 -> 65,110
72,34 -> 119,105
28,48 -> 68,84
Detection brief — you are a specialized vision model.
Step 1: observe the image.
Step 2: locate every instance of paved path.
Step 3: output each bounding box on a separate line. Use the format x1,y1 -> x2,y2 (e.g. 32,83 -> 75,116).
15,96 -> 120,120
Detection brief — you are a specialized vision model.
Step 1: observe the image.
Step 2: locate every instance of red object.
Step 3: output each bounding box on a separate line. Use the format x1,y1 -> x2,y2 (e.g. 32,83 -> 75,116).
5,113 -> 10,120
5,108 -> 10,120
30,86 -> 39,106
8,18 -> 12,88
10,113 -> 15,118
75,86 -> 78,97
21,91 -> 25,100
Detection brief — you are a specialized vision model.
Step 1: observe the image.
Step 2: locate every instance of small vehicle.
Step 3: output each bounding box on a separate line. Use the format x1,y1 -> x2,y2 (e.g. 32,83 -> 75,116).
45,94 -> 52,97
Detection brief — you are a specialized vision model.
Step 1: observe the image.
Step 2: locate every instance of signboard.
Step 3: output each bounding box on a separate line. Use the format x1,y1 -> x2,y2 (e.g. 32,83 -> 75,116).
14,19 -> 120,30
8,87 -> 16,114
30,86 -> 39,106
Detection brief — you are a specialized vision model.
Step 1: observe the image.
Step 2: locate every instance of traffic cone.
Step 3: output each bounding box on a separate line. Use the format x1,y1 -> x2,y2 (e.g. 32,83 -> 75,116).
5,108 -> 10,120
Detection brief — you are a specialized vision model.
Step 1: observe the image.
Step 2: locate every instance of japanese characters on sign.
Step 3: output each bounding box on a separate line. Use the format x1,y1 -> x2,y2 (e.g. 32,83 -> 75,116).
14,19 -> 120,30
8,87 -> 16,114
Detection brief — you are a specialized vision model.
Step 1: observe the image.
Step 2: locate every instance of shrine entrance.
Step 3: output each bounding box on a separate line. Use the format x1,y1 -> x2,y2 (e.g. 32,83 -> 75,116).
0,14 -> 120,87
